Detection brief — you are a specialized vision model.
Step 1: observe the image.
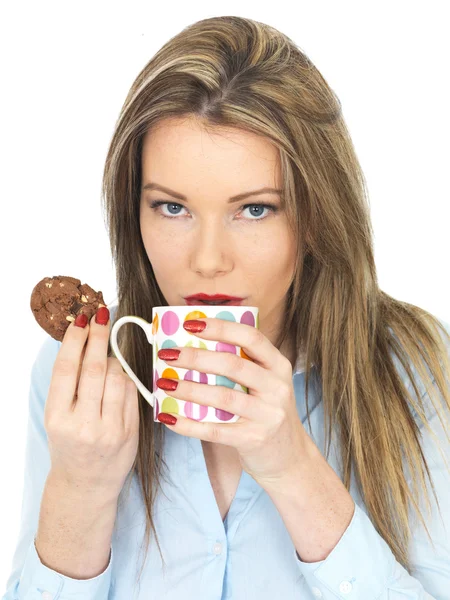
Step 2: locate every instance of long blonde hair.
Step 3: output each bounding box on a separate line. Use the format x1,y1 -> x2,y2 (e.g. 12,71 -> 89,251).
101,15 -> 450,586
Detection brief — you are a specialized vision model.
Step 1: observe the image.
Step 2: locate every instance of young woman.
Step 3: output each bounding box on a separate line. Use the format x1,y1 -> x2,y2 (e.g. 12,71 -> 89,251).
4,15 -> 450,600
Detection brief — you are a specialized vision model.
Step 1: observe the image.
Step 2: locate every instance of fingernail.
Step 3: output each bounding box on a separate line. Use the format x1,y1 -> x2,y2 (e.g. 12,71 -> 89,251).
157,413 -> 177,425
74,313 -> 88,328
95,306 -> 110,325
156,378 -> 178,391
183,320 -> 207,333
158,349 -> 181,360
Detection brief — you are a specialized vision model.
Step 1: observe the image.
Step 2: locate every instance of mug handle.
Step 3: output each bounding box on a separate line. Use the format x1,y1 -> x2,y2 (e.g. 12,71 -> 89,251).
110,316 -> 154,408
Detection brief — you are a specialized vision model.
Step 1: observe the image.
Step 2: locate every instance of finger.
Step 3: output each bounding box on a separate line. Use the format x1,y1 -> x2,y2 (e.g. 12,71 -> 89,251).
75,309 -> 111,420
161,346 -> 266,392
100,357 -> 128,426
47,315 -> 91,418
73,345 -> 87,404
184,317 -> 277,370
160,413 -> 237,446
123,379 -> 139,434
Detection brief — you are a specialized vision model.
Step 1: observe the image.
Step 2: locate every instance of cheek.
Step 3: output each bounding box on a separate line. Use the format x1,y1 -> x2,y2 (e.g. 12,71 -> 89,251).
143,238 -> 173,268
254,232 -> 296,278
140,217 -> 176,258
238,244 -> 282,281
140,230 -> 185,284
253,229 -> 294,263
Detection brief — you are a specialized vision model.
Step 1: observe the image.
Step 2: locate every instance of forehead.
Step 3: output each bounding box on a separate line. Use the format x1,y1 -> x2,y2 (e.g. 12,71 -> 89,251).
141,117 -> 281,186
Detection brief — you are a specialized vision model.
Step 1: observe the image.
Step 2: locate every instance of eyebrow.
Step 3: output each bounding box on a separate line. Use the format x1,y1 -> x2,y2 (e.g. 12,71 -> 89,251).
141,182 -> 283,203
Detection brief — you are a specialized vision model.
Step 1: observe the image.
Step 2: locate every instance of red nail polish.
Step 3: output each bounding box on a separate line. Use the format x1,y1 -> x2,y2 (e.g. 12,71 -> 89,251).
158,413 -> 177,425
156,378 -> 178,391
95,306 -> 110,325
183,320 -> 206,333
158,349 -> 181,360
74,313 -> 88,328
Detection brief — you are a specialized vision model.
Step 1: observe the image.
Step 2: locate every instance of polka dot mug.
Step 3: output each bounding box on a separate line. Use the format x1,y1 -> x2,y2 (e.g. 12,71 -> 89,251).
110,305 -> 259,423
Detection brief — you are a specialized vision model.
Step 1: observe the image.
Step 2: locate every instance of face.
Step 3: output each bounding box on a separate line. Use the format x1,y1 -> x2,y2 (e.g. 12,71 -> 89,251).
139,116 -> 297,359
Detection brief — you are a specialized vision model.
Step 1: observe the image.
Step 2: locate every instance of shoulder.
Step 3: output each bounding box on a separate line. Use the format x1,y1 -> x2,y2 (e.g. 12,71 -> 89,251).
28,334 -> 61,419
109,304 -> 119,324
31,334 -> 61,379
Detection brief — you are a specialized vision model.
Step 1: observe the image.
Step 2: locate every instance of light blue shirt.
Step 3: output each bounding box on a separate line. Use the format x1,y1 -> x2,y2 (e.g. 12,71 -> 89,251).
3,307 -> 450,599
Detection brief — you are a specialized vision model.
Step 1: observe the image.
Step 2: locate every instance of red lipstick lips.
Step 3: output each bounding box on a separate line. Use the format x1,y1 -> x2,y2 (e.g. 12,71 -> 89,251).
184,293 -> 244,306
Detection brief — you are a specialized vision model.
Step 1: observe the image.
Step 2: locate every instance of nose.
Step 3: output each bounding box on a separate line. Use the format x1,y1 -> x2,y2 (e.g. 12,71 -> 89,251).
189,221 -> 233,277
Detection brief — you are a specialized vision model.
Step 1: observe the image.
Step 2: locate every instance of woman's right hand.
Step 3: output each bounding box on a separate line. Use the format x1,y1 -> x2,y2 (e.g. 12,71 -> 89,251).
44,307 -> 140,501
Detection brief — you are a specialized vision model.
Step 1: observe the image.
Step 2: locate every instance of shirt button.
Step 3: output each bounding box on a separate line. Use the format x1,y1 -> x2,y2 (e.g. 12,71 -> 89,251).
311,587 -> 323,598
41,592 -> 53,600
213,542 -> 222,555
339,580 -> 353,594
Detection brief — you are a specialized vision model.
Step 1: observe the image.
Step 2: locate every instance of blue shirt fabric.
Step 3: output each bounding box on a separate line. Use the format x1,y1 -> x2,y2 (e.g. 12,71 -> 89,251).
3,306 -> 450,599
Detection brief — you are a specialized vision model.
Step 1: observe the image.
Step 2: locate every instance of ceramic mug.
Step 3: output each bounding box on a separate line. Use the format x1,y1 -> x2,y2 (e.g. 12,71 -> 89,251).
110,305 -> 259,423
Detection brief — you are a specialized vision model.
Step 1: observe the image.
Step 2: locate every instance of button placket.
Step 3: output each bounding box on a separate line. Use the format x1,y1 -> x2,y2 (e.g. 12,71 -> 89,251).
213,542 -> 223,555
339,580 -> 353,594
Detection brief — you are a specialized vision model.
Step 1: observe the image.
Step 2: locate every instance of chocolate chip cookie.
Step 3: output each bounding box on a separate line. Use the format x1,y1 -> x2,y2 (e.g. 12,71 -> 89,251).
30,276 -> 107,341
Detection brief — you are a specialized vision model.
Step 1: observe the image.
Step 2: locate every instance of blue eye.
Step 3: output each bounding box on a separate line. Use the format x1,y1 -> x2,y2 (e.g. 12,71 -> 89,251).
152,202 -> 187,217
148,201 -> 279,222
242,205 -> 270,219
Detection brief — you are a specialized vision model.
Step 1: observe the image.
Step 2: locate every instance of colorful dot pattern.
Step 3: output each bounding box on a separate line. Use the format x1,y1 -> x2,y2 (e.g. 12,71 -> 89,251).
151,308 -> 257,422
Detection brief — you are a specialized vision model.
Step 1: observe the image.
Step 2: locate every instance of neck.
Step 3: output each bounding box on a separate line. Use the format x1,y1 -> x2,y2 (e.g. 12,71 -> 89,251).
279,337 -> 298,371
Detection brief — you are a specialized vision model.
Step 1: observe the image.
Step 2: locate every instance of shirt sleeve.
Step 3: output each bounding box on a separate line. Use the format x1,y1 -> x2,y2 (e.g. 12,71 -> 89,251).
2,336 -> 114,599
293,319 -> 450,600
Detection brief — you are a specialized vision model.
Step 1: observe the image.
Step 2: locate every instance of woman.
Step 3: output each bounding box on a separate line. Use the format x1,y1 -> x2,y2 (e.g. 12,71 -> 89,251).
4,15 -> 450,600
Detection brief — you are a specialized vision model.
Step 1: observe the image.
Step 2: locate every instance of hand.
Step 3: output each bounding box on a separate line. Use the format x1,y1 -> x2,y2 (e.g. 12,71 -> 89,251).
44,308 -> 140,501
156,318 -> 310,487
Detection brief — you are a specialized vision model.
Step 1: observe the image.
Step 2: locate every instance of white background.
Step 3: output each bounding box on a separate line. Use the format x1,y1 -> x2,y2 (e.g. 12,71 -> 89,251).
1,0 -> 449,588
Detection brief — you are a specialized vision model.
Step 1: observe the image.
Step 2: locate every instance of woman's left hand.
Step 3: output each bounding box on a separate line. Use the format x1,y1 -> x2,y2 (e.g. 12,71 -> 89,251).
156,317 -> 311,487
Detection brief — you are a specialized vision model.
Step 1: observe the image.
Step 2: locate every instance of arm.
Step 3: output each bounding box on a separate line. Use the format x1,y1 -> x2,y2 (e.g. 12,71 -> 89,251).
263,438 -> 355,563
2,336 -> 114,599
263,388 -> 449,599
35,471 -> 117,579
